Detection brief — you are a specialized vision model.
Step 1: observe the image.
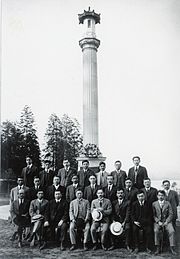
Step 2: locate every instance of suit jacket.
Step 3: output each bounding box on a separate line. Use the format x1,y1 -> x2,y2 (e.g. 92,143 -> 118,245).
77,168 -> 95,188
141,187 -> 158,205
84,185 -> 99,204
69,198 -> 90,222
10,186 -> 29,204
128,165 -> 148,189
91,198 -> 112,223
131,200 -> 152,226
45,184 -> 66,201
28,185 -> 44,201
39,169 -> 55,188
21,165 -> 38,188
103,185 -> 117,202
29,198 -> 49,218
10,198 -> 30,221
95,171 -> 108,187
111,170 -> 127,189
45,198 -> 68,226
57,167 -> 77,187
124,187 -> 138,204
66,184 -> 80,203
112,199 -> 130,223
165,190 -> 179,220
152,200 -> 173,224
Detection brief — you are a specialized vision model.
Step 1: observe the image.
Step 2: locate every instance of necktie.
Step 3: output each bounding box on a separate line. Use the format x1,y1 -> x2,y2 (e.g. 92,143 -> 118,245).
108,185 -> 111,192
99,201 -> 102,207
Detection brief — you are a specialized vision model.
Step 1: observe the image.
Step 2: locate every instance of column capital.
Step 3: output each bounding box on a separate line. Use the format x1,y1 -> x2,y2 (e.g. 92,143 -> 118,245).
79,38 -> 100,51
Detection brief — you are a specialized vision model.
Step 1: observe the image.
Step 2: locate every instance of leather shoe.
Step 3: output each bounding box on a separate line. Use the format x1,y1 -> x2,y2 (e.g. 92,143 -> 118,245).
92,244 -> 97,250
154,246 -> 160,255
170,247 -> 177,255
60,244 -> 65,251
18,241 -> 22,248
126,246 -> 132,252
70,245 -> 75,251
108,245 -> 115,251
39,242 -> 47,250
102,244 -> 107,251
146,248 -> 152,254
133,248 -> 139,254
83,243 -> 88,251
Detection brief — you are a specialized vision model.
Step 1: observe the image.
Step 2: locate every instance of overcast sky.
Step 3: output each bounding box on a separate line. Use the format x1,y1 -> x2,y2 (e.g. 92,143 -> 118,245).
1,0 -> 180,179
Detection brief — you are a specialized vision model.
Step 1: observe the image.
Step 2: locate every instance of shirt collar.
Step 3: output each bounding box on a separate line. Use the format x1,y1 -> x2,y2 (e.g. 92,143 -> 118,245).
55,199 -> 61,203
18,185 -> 24,189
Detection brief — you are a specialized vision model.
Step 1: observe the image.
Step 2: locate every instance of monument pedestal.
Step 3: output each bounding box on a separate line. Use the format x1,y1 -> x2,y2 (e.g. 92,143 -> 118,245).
77,156 -> 106,172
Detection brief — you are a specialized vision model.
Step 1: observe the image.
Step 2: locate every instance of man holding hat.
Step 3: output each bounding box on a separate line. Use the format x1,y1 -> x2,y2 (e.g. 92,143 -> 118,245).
91,188 -> 112,251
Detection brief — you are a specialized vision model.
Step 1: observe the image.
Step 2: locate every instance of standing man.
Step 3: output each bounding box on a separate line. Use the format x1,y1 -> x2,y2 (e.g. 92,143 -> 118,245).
152,190 -> 176,255
96,162 -> 108,187
128,156 -> 148,189
57,159 -> 77,188
124,178 -> 138,205
66,175 -> 80,203
111,160 -> 127,189
10,177 -> 29,205
28,176 -> 42,201
39,159 -> 55,189
91,188 -> 112,251
103,175 -> 117,202
162,180 -> 179,229
77,160 -> 95,188
69,189 -> 91,251
141,178 -> 158,206
46,176 -> 66,201
21,156 -> 38,188
84,174 -> 99,204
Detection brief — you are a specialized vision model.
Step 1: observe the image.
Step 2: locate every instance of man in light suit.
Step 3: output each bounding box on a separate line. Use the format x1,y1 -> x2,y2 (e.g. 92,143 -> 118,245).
84,175 -> 99,204
21,156 -> 38,188
57,159 -> 77,188
152,190 -> 176,255
39,159 -> 55,189
111,160 -> 127,189
141,178 -> 158,206
91,188 -> 112,251
69,189 -> 91,251
66,174 -> 80,203
29,189 -> 48,247
103,175 -> 117,202
10,189 -> 30,248
128,156 -> 148,189
162,180 -> 179,229
96,162 -> 108,187
10,177 -> 29,205
77,160 -> 95,188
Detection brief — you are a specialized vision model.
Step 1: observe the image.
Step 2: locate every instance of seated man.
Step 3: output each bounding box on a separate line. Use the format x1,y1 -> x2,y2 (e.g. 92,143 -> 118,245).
66,174 -> 80,203
46,176 -> 66,201
91,188 -> 112,251
131,190 -> 153,254
69,189 -> 90,251
152,190 -> 176,255
29,189 -> 48,247
108,189 -> 131,251
10,189 -> 30,248
84,174 -> 99,204
43,190 -> 68,250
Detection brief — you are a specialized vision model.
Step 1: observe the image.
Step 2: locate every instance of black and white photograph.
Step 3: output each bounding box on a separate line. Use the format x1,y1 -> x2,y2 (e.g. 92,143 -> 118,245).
1,0 -> 180,258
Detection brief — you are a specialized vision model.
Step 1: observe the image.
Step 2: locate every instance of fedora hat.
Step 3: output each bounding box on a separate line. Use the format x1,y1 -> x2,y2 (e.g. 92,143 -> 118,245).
110,222 -> 123,236
92,209 -> 103,221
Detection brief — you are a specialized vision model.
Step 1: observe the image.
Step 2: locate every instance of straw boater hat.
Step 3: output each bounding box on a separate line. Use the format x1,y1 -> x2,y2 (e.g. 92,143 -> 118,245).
31,214 -> 44,223
110,222 -> 123,236
92,209 -> 103,221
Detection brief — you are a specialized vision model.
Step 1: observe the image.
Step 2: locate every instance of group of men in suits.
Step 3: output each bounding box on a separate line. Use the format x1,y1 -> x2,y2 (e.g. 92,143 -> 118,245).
9,156 -> 179,255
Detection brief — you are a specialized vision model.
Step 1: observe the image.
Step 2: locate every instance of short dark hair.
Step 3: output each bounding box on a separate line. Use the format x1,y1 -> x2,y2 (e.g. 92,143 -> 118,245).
115,160 -> 121,164
82,160 -> 89,165
162,180 -> 170,185
99,161 -> 106,166
34,176 -> 40,180
71,174 -> 78,179
75,187 -> 83,193
54,190 -> 62,193
157,190 -> 165,196
26,155 -> 32,159
37,189 -> 44,193
125,177 -> 132,182
17,177 -> 23,180
132,156 -> 140,161
144,177 -> 151,181
116,188 -> 124,193
137,190 -> 145,196
96,187 -> 104,193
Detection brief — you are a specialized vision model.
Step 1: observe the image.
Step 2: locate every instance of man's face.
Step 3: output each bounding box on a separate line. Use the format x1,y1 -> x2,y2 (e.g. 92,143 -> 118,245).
72,176 -> 78,184
17,178 -> 23,186
34,178 -> 40,186
115,162 -> 121,170
76,190 -> 83,199
99,164 -> 105,171
116,190 -> 124,199
125,180 -> 132,189
163,182 -> 170,190
97,190 -> 104,199
89,175 -> 96,184
157,192 -> 165,201
144,180 -> 151,188
18,190 -> 25,199
133,158 -> 140,166
53,177 -> 60,185
37,191 -> 44,200
45,162 -> 50,169
26,157 -> 32,165
63,160 -> 70,168
107,176 -> 113,185
82,162 -> 89,170
137,193 -> 145,203
55,191 -> 62,200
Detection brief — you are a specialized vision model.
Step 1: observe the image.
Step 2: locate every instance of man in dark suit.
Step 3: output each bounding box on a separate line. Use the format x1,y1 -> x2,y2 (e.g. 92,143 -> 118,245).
162,180 -> 179,229
39,159 -> 55,189
111,160 -> 127,189
43,190 -> 68,250
128,156 -> 148,189
10,189 -> 30,248
103,175 -> 117,202
124,178 -> 138,205
84,174 -> 99,204
108,189 -> 131,251
21,156 -> 38,188
28,176 -> 43,201
77,160 -> 95,188
57,159 -> 77,188
46,176 -> 66,201
66,174 -> 80,203
141,178 -> 158,206
131,190 -> 153,254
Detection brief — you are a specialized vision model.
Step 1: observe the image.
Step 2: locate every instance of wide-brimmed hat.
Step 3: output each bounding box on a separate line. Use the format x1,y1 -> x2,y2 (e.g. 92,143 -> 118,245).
31,214 -> 44,223
92,209 -> 103,221
110,222 -> 123,236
